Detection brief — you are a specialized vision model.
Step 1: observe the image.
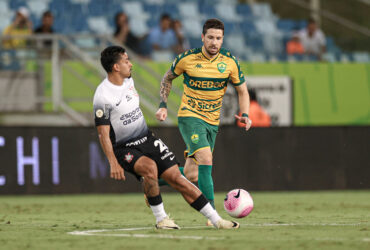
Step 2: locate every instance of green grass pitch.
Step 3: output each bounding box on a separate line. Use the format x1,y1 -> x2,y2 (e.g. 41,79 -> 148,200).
0,191 -> 369,250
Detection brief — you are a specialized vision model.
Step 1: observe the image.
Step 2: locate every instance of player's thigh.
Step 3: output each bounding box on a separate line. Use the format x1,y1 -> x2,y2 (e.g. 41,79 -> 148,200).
133,156 -> 158,180
184,157 -> 199,181
115,147 -> 143,180
194,147 -> 213,165
144,133 -> 179,178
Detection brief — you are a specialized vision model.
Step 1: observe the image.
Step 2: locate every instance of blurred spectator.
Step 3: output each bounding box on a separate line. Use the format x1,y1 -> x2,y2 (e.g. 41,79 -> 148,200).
34,11 -> 54,47
172,19 -> 190,54
237,89 -> 271,128
298,18 -> 326,60
114,12 -> 142,55
286,32 -> 304,55
148,13 -> 177,60
2,7 -> 33,48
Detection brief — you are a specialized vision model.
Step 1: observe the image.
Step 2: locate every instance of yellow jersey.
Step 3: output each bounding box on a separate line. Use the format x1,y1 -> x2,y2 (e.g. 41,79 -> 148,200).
171,47 -> 245,125
2,26 -> 32,49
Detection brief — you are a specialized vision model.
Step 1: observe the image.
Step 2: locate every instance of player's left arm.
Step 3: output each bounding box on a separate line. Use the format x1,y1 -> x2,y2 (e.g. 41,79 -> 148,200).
234,82 -> 252,131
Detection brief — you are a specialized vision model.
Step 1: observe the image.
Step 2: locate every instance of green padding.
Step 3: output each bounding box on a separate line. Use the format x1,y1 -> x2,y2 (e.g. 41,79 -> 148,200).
37,61 -> 370,125
240,63 -> 370,125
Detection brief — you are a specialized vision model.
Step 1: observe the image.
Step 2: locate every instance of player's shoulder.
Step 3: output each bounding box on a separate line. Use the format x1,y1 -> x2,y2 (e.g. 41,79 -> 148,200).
93,79 -> 110,103
175,48 -> 202,61
219,48 -> 240,67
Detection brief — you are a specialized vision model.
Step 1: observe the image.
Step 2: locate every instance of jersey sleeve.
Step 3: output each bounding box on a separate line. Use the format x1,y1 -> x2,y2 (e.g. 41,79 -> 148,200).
170,53 -> 186,76
93,92 -> 112,126
230,56 -> 245,86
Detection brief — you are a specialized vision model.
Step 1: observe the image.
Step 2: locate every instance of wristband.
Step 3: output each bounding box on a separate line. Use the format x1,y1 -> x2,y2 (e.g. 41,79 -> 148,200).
241,113 -> 249,118
159,101 -> 167,109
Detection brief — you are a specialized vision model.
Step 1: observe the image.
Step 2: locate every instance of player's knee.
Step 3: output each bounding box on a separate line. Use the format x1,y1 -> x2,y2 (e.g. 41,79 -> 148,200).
140,162 -> 158,181
185,172 -> 198,183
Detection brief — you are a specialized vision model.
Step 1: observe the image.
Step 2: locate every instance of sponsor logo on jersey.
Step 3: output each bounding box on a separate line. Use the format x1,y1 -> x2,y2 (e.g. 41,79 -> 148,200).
124,153 -> 134,163
116,100 -> 122,106
95,109 -> 104,118
126,95 -> 132,102
188,79 -> 227,89
195,63 -> 203,68
217,62 -> 227,73
191,134 -> 199,144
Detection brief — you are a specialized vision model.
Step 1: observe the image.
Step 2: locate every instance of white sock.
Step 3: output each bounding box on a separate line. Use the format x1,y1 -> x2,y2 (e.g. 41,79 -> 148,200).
150,203 -> 168,223
200,203 -> 222,227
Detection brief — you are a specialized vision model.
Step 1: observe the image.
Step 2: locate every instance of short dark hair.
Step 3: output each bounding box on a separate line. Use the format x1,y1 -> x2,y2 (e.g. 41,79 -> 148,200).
308,17 -> 317,25
160,13 -> 171,21
42,11 -> 52,18
202,18 -> 224,35
100,46 -> 126,73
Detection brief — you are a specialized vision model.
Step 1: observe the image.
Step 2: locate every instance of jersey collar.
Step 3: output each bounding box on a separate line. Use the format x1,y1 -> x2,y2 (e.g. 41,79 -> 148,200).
201,46 -> 220,62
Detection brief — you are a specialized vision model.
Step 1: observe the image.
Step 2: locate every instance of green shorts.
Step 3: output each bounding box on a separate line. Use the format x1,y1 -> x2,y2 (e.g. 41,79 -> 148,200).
178,117 -> 219,157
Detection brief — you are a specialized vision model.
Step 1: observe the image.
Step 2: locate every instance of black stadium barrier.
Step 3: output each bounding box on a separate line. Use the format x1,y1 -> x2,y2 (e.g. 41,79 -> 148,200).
0,126 -> 369,194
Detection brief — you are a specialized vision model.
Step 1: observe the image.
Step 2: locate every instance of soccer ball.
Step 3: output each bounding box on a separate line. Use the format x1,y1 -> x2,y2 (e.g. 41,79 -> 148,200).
224,189 -> 254,218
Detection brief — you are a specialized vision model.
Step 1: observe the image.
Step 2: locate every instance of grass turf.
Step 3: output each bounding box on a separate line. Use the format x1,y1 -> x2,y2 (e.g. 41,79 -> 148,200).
0,191 -> 369,250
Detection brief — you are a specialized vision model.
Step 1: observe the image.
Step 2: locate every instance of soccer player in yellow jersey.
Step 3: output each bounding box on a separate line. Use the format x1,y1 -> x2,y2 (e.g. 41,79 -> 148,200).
155,19 -> 252,215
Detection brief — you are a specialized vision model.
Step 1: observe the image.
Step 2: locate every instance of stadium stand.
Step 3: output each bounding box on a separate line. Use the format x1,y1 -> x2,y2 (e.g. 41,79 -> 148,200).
0,0 -> 368,62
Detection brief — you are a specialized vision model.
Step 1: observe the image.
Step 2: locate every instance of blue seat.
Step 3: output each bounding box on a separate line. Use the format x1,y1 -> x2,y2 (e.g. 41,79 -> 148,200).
0,50 -> 21,71
189,38 -> 202,49
277,20 -> 297,32
236,4 -> 252,16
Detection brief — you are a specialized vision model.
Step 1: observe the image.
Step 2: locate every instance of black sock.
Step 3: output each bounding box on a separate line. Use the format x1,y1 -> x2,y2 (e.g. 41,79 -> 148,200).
147,194 -> 163,206
190,194 -> 209,211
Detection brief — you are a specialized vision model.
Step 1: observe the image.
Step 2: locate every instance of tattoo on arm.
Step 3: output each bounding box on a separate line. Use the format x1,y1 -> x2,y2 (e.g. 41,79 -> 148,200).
160,69 -> 178,103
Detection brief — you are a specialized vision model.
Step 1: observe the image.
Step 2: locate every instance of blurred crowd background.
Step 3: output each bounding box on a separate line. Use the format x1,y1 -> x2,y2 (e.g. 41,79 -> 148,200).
0,0 -> 369,127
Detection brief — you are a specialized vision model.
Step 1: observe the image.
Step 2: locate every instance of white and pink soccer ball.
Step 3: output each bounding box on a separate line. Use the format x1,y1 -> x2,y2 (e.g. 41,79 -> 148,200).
224,189 -> 254,218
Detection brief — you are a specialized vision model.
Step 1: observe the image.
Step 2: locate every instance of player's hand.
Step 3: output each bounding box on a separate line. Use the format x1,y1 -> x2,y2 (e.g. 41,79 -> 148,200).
110,161 -> 126,181
235,114 -> 252,131
156,108 -> 167,121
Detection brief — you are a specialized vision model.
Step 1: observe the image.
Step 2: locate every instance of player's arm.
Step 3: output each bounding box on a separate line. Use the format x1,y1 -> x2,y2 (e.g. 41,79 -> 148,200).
96,125 -> 125,181
155,69 -> 179,121
234,81 -> 252,131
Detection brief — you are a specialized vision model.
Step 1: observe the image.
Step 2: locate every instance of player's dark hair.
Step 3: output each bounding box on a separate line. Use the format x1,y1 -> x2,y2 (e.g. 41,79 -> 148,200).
202,18 -> 224,35
100,46 -> 126,73
42,11 -> 52,18
160,13 -> 171,21
308,17 -> 316,24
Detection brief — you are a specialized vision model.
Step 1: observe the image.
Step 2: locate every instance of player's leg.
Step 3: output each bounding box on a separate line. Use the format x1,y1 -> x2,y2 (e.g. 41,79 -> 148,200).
133,156 -> 179,229
160,165 -> 239,229
193,147 -> 215,209
178,117 -> 217,209
183,157 -> 198,182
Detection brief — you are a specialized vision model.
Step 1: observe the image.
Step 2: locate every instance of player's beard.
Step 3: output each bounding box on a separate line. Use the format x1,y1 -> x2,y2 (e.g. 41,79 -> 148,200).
205,46 -> 220,56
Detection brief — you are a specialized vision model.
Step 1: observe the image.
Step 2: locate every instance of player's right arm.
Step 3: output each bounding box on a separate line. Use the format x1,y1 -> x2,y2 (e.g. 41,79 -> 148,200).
155,69 -> 179,121
96,125 -> 125,181
156,52 -> 187,121
94,92 -> 125,180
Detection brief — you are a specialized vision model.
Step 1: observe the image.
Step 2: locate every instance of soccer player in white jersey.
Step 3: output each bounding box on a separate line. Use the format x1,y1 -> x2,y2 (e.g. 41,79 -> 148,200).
93,46 -> 239,229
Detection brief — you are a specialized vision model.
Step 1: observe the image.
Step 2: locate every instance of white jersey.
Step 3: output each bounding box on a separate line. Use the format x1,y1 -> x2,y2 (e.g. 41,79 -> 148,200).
93,77 -> 148,146
298,28 -> 326,55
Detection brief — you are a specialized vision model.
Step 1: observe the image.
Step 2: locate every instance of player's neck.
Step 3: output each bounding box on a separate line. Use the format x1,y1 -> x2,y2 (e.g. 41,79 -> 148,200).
202,46 -> 218,60
108,74 -> 124,86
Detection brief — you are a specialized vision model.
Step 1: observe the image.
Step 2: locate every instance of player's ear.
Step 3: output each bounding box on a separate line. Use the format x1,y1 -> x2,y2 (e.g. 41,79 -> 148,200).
112,63 -> 119,72
201,33 -> 204,43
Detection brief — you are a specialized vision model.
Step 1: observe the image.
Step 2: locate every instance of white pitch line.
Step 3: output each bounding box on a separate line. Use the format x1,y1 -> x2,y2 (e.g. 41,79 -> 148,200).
68,222 -> 369,240
241,222 -> 368,227
68,226 -> 223,240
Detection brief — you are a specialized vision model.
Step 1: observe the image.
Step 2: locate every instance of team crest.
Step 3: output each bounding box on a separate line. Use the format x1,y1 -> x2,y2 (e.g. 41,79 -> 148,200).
191,134 -> 199,144
124,153 -> 134,163
217,62 -> 227,73
95,109 -> 104,118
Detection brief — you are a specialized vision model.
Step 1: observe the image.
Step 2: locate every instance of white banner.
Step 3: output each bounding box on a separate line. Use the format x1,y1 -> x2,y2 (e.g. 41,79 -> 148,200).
220,76 -> 293,126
